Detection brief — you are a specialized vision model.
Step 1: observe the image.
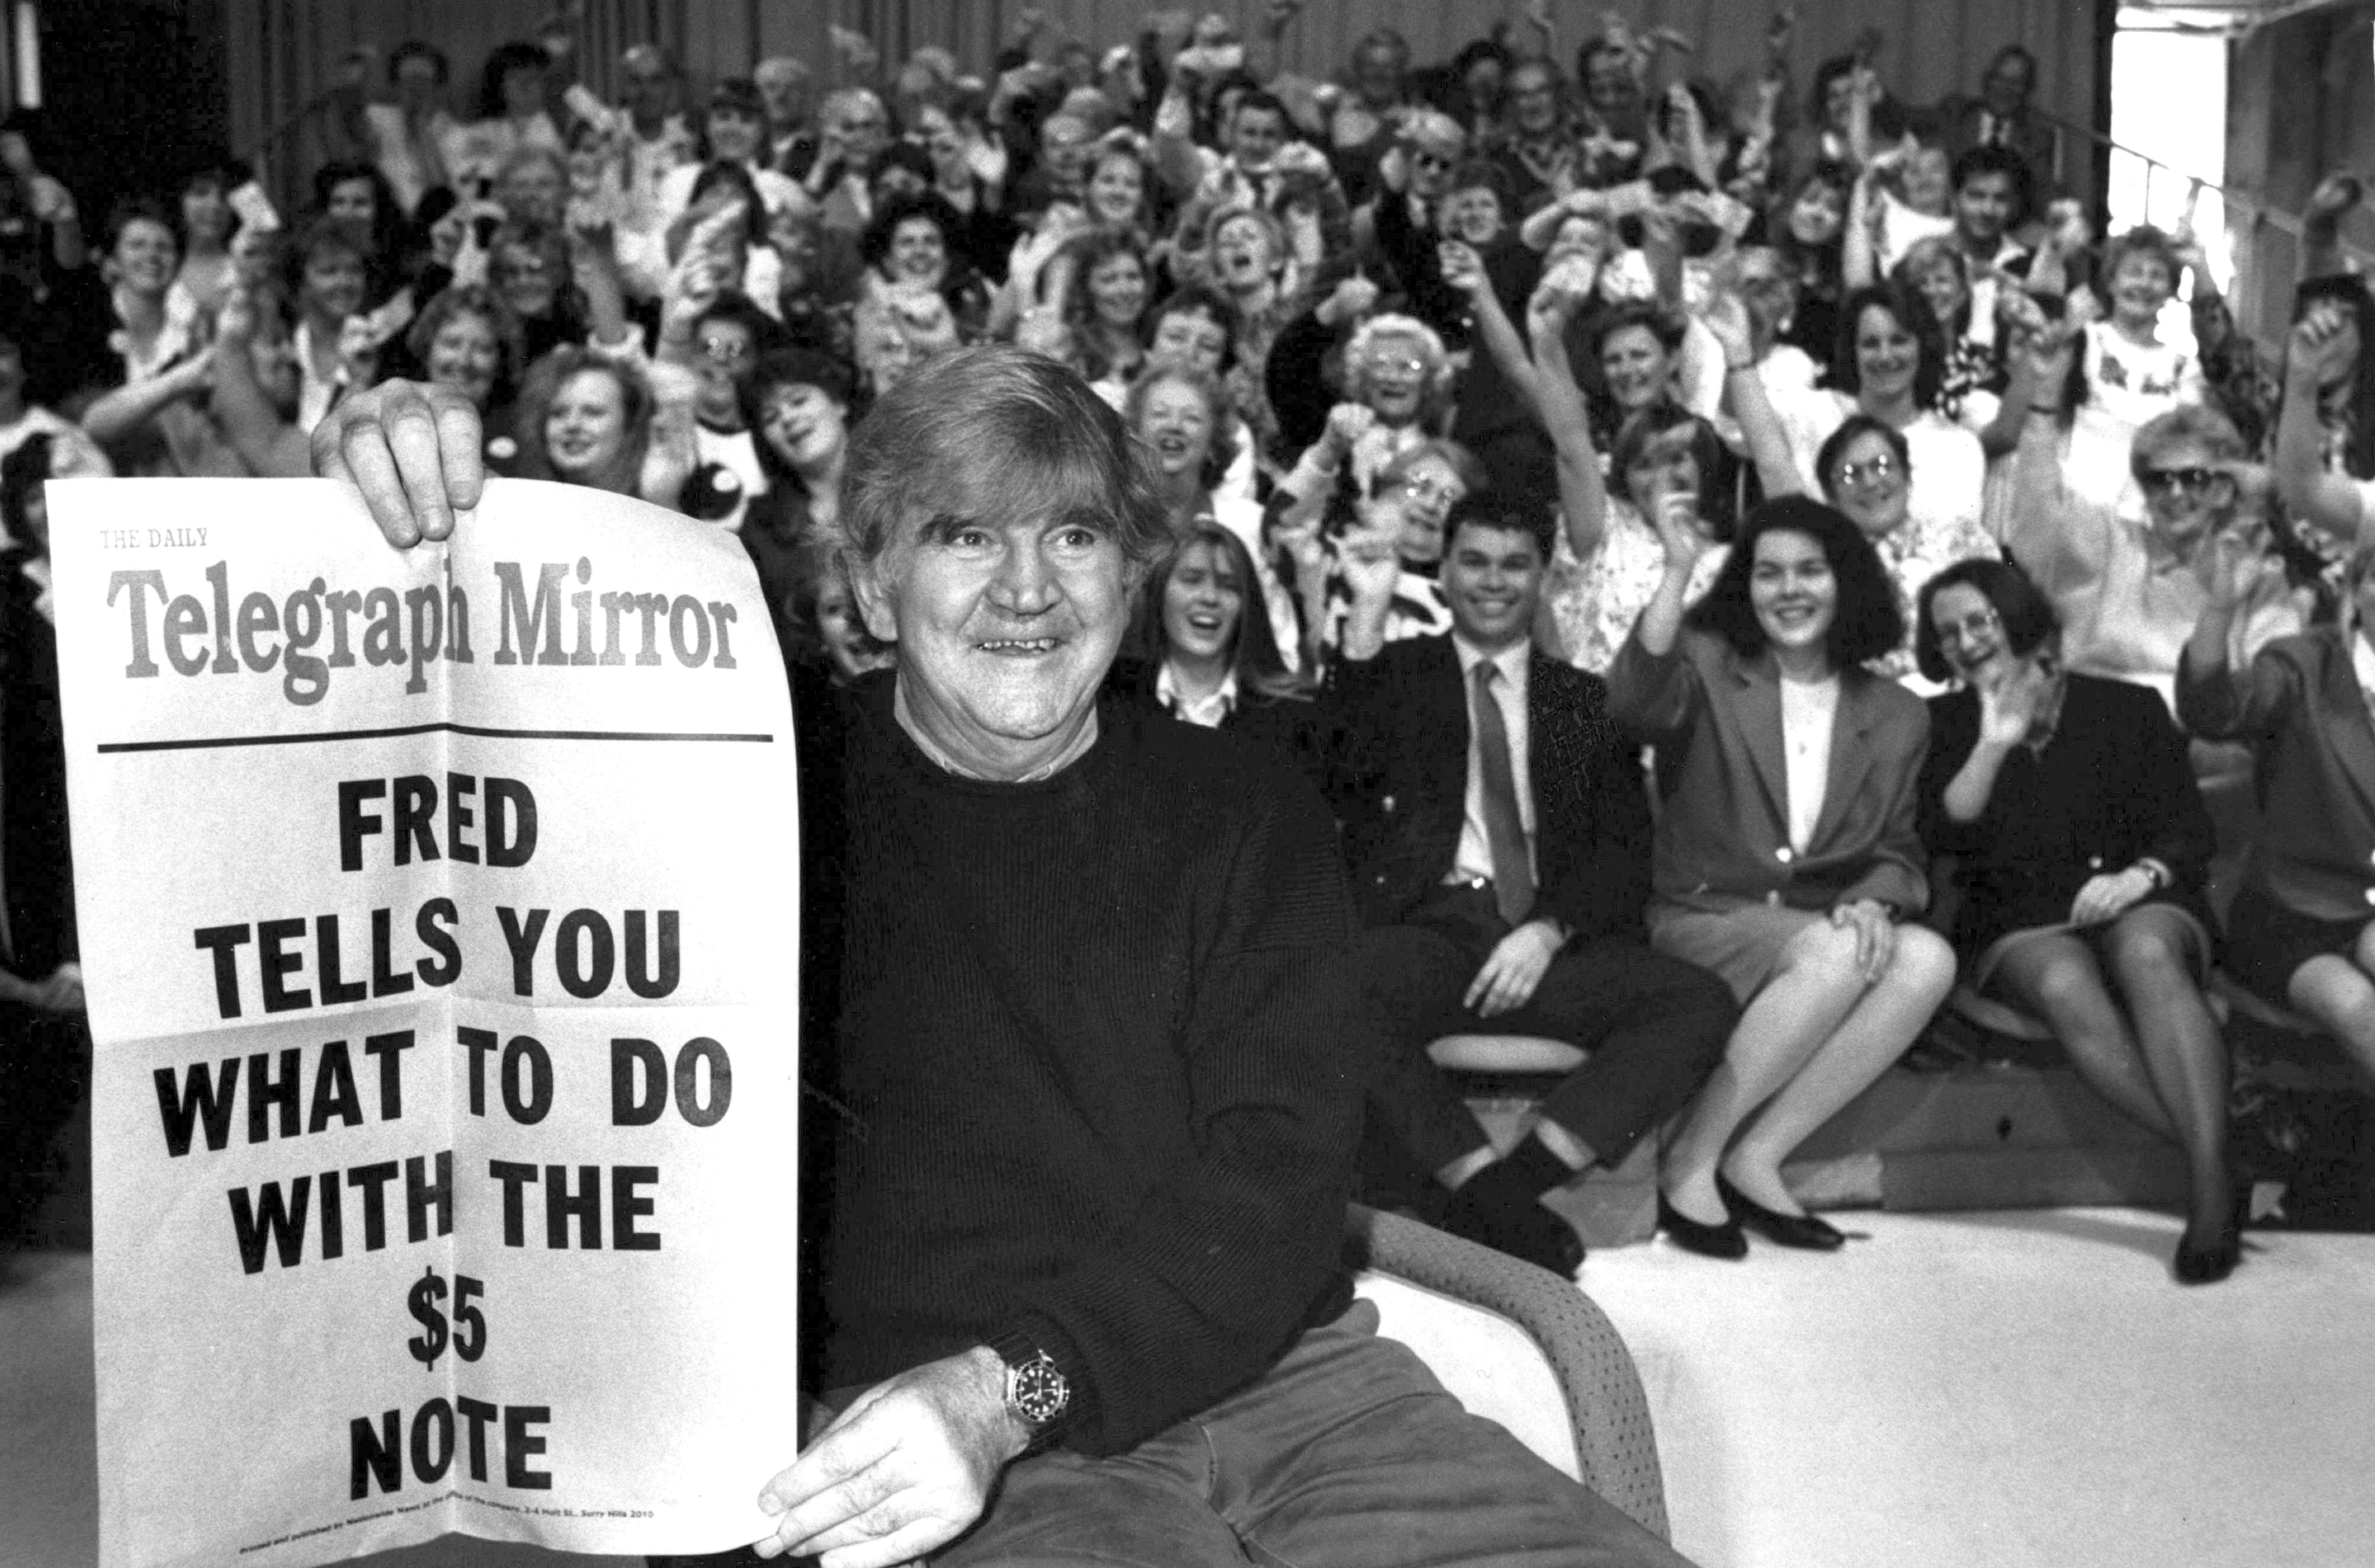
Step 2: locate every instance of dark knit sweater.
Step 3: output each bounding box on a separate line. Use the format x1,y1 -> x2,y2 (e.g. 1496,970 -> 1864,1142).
824,678 -> 1361,1456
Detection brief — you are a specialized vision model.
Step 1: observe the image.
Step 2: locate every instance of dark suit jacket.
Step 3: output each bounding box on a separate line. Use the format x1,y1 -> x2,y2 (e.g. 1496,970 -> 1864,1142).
1327,635 -> 1652,940
1105,658 -> 1342,802
1606,628 -> 1930,916
1932,96 -> 2063,200
2179,628 -> 2375,923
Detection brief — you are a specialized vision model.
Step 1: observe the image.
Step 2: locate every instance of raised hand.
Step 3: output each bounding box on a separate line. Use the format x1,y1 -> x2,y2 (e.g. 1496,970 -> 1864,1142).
1325,400 -> 1378,457
1319,272 -> 1379,327
1697,289 -> 1755,367
1975,658 -> 2045,749
2021,316 -> 2079,388
1650,483 -> 1704,575
1437,239 -> 1486,295
2201,527 -> 2264,612
2290,299 -> 2357,387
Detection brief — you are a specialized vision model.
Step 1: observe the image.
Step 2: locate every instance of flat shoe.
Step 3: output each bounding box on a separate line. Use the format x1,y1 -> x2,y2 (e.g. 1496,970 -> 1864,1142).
1718,1174 -> 1846,1251
1657,1193 -> 1746,1260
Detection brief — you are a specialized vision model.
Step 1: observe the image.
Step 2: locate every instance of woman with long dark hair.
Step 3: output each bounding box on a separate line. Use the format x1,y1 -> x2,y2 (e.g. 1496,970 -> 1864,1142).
736,347 -> 854,650
1610,496 -> 1953,1259
1114,522 -> 1330,788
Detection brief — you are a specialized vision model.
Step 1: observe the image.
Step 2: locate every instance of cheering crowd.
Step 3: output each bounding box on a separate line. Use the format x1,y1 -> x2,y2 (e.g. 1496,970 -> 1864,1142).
3,4 -> 2374,1562
9,0 -> 2375,1383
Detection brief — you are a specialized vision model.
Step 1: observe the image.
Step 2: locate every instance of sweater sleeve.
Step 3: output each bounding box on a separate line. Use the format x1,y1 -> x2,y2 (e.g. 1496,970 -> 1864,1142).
1264,306 -> 1340,462
1604,624 -> 1704,743
1915,691 -> 1990,860
2128,684 -> 2217,889
2176,639 -> 2299,743
1007,771 -> 1359,1456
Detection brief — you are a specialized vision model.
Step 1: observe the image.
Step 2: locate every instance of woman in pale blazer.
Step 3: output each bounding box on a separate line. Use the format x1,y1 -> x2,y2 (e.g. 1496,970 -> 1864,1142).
1609,496 -> 1956,1258
2178,539 -> 2375,1098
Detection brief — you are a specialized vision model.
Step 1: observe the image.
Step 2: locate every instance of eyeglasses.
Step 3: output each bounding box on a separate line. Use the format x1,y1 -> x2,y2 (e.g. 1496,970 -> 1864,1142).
1834,452 -> 1901,488
1934,606 -> 2000,645
1399,475 -> 1463,507
2139,466 -> 2229,498
1372,354 -> 1429,377
1411,152 -> 1454,172
700,338 -> 756,364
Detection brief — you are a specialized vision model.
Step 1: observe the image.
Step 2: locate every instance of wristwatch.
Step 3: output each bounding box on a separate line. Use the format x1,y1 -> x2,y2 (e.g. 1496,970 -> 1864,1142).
985,1329 -> 1073,1446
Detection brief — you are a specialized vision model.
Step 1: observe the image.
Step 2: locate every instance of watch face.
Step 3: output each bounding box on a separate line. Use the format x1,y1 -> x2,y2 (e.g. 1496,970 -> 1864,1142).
1009,1354 -> 1069,1425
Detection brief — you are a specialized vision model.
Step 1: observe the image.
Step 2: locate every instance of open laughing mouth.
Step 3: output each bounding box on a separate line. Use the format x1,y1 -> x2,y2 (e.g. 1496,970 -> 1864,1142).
978,637 -> 1062,655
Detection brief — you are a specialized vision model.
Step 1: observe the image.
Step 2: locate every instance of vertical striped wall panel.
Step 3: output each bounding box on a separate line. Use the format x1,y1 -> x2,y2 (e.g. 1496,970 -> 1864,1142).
220,1 -> 2102,206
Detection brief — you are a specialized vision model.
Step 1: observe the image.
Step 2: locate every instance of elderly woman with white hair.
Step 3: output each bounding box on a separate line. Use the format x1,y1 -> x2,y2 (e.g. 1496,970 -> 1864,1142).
1268,310 -> 1451,532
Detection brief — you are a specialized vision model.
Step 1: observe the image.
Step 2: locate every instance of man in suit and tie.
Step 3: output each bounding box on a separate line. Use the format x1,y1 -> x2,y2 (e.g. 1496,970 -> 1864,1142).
1330,497 -> 1736,1273
1935,46 -> 2062,211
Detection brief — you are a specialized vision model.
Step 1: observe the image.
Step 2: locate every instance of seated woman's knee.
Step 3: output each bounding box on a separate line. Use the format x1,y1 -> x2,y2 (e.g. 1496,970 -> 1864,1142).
1777,919 -> 1867,986
2108,910 -> 2190,975
1886,924 -> 1957,1000
2350,919 -> 2375,975
2022,948 -> 2104,1016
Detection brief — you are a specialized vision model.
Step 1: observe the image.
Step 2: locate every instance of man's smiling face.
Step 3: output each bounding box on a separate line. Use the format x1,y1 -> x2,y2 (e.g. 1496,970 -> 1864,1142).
854,505 -> 1131,767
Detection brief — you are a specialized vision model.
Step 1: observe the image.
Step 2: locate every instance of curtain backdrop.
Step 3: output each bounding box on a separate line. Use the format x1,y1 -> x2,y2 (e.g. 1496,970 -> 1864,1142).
225,0 -> 2103,207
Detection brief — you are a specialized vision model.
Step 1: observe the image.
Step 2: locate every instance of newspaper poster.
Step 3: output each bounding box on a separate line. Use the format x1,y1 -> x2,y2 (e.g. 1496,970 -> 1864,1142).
49,477 -> 802,1568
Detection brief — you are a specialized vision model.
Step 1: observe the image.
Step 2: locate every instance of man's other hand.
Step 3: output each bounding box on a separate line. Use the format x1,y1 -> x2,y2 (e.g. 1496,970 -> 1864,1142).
311,379 -> 486,549
754,1347 -> 1029,1568
1466,919 -> 1562,1017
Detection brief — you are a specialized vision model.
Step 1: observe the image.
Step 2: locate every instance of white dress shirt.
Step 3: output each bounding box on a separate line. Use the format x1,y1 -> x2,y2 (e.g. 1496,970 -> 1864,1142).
1779,672 -> 1840,854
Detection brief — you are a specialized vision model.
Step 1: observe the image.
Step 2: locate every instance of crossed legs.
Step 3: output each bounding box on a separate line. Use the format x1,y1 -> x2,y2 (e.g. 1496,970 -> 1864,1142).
1993,905 -> 2236,1260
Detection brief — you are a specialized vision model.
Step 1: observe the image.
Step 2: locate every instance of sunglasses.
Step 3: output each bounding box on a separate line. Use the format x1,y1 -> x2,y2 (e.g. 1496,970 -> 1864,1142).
2138,466 -> 2229,498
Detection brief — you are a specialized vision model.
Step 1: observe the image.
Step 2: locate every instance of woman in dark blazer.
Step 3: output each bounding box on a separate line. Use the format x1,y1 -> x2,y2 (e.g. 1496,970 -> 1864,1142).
1109,521 -> 1335,797
2179,540 -> 2375,1100
1918,558 -> 2237,1284
1609,496 -> 1956,1259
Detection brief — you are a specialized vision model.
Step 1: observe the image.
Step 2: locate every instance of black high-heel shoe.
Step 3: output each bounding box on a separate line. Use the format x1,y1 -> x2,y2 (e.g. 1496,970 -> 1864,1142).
1717,1174 -> 1846,1251
2174,1189 -> 2247,1285
1657,1192 -> 1747,1260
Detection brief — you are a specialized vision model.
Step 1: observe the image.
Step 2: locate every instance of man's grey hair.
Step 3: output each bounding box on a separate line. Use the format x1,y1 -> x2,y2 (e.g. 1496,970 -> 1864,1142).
841,345 -> 1174,586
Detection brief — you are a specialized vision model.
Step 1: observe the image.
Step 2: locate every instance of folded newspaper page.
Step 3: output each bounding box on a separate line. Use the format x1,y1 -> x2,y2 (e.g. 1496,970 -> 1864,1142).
50,477 -> 801,1568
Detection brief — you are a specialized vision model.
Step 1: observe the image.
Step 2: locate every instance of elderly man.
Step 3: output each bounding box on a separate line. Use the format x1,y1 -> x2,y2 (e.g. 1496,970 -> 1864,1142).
314,350 -> 1691,1568
754,55 -> 818,177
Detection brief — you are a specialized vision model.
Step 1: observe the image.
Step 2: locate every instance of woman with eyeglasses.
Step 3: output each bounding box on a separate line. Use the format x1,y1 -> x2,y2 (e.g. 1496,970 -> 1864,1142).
1293,438 -> 1483,666
1816,413 -> 2000,691
1270,311 -> 1450,531
1777,281 -> 1989,571
2179,539 -> 2375,1104
2009,349 -> 2304,726
1916,557 -> 2238,1283
1609,496 -> 1953,1260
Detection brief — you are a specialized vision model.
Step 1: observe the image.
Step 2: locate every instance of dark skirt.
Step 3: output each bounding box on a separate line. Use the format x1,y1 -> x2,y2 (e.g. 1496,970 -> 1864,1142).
2222,881 -> 2373,1008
